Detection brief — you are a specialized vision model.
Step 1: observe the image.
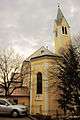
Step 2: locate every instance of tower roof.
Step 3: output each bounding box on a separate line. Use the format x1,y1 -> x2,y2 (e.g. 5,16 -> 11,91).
56,6 -> 70,27
57,6 -> 64,21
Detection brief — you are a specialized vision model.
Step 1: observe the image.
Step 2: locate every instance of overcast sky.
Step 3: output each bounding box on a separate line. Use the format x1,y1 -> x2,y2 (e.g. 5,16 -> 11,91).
0,0 -> 80,58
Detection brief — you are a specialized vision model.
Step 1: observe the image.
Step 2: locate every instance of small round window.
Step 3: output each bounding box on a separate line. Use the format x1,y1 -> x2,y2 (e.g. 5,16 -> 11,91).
41,50 -> 44,54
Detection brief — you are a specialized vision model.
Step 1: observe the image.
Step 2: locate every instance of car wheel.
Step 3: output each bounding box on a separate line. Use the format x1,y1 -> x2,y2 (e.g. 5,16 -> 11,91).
11,110 -> 19,117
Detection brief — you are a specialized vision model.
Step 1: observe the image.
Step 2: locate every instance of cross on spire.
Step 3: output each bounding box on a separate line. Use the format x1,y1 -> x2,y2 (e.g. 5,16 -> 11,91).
57,0 -> 60,8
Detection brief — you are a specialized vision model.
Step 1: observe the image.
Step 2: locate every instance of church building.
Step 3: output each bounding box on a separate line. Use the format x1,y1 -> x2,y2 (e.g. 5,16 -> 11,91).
21,6 -> 71,116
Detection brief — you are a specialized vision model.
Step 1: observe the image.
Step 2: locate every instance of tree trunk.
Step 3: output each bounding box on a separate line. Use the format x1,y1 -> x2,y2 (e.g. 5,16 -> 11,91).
5,89 -> 9,98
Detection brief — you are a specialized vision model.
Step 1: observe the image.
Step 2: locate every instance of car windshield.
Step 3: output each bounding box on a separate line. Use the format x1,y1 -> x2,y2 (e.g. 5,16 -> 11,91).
8,99 -> 16,105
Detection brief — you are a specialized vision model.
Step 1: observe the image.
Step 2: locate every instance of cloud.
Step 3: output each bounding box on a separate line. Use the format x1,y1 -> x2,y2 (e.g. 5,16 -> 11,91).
0,0 -> 79,57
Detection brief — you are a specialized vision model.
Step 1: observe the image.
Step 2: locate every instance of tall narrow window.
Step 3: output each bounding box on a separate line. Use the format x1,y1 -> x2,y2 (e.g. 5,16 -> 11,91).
37,72 -> 42,94
55,31 -> 58,37
65,27 -> 67,34
62,26 -> 64,34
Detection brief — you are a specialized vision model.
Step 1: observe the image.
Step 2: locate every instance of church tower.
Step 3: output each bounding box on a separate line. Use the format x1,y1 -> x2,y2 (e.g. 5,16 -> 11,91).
54,5 -> 71,55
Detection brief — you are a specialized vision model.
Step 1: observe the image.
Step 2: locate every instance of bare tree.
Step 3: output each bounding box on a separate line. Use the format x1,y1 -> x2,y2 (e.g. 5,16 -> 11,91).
0,48 -> 23,98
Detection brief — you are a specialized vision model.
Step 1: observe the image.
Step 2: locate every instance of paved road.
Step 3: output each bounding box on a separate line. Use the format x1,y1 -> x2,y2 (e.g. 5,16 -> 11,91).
0,116 -> 34,120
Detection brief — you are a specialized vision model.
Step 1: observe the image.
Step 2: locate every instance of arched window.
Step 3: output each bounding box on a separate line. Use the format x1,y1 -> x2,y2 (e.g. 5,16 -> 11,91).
37,72 -> 42,94
62,26 -> 64,34
65,27 -> 67,34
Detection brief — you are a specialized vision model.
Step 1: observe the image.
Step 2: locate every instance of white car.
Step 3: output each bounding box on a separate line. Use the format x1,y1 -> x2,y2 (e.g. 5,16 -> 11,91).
0,98 -> 29,117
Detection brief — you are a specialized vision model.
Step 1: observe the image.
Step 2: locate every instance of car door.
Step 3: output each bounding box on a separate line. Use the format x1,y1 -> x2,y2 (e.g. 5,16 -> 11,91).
0,99 -> 11,115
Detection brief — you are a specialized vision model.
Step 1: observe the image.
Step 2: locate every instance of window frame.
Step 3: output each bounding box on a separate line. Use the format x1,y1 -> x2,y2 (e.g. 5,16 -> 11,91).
37,72 -> 42,94
62,26 -> 64,34
65,27 -> 67,34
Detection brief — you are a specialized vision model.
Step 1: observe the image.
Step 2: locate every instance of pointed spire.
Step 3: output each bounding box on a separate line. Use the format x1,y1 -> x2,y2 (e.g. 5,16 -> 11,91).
57,5 -> 64,21
56,5 -> 70,28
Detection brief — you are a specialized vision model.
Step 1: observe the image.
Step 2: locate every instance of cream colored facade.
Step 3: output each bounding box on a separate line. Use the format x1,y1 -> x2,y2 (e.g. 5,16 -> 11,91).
30,55 -> 62,116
